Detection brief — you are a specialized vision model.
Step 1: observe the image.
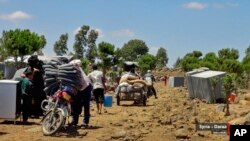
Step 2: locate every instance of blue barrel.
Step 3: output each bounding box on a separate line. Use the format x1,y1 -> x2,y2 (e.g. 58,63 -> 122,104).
104,95 -> 113,107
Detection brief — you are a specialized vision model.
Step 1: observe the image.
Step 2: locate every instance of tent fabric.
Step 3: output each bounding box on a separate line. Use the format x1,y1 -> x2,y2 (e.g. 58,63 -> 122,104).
186,70 -> 226,103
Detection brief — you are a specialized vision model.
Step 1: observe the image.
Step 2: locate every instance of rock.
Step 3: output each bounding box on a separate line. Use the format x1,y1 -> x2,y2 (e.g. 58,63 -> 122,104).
239,100 -> 250,106
111,129 -> 127,139
140,128 -> 150,134
245,113 -> 250,122
244,93 -> 250,101
159,118 -> 172,125
113,122 -> 123,126
174,129 -> 190,139
190,117 -> 198,124
215,104 -> 225,112
229,117 -> 246,125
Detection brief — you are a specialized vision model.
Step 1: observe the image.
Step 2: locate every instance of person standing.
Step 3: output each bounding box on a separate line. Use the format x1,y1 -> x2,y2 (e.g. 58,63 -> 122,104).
27,55 -> 46,118
19,67 -> 34,123
88,64 -> 106,114
69,59 -> 92,128
144,70 -> 158,99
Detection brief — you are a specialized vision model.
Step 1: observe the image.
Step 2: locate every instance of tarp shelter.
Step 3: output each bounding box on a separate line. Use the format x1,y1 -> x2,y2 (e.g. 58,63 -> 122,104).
186,70 -> 226,103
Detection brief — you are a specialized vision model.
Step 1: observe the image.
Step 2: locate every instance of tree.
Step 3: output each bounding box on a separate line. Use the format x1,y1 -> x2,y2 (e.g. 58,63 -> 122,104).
53,33 -> 68,56
86,30 -> 98,62
0,29 -> 46,64
155,47 -> 168,68
201,52 -> 219,70
73,25 -> 99,59
73,25 -> 90,59
98,42 -> 115,74
138,54 -> 157,73
120,39 -> 149,61
218,48 -> 239,60
173,57 -> 181,68
245,45 -> 250,55
180,50 -> 202,71
218,48 -> 242,74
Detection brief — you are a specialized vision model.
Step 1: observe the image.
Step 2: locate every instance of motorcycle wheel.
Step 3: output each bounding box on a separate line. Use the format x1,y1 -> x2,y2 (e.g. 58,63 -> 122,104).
42,109 -> 64,136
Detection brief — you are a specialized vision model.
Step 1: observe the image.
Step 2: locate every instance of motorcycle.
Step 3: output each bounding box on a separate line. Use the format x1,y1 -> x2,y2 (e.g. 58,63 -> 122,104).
40,85 -> 73,136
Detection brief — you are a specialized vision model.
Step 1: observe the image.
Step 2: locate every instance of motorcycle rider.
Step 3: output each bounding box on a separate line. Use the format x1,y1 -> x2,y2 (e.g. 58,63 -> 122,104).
144,70 -> 158,99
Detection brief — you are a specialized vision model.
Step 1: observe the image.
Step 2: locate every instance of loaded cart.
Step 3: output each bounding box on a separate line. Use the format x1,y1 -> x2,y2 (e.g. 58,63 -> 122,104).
117,84 -> 147,106
116,61 -> 147,106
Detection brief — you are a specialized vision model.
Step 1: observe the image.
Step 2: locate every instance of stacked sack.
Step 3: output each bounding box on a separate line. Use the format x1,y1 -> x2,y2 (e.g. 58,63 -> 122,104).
43,59 -> 83,96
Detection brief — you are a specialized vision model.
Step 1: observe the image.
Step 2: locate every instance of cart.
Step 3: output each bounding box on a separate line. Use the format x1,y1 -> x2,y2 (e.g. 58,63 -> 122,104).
116,84 -> 147,106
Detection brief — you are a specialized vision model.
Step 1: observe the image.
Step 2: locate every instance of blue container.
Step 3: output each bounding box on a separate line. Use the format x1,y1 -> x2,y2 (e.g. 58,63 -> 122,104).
104,95 -> 112,107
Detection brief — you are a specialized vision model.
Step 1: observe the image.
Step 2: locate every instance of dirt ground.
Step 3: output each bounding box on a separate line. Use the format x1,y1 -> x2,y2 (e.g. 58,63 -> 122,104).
1,77 -> 250,141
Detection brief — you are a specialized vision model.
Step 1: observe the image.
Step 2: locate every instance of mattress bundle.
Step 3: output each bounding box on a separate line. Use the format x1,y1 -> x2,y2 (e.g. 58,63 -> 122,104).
43,59 -> 82,96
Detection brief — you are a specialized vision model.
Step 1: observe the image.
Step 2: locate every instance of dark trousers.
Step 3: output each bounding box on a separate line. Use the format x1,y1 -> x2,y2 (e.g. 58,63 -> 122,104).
71,84 -> 92,125
22,94 -> 31,121
149,86 -> 157,97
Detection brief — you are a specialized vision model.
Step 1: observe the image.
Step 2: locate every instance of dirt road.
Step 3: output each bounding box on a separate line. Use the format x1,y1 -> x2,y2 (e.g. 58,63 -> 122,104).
0,82 -> 238,141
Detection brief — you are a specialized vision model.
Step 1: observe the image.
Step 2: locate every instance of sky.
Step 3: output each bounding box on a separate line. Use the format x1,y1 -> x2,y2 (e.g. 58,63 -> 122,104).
1,0 -> 250,67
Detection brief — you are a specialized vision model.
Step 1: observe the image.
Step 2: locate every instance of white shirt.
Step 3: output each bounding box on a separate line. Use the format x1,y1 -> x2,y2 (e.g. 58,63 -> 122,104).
88,70 -> 104,89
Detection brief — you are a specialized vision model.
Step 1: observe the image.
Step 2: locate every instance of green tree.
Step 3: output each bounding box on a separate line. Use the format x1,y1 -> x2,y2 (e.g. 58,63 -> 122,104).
0,29 -> 46,64
218,48 -> 242,74
180,51 -> 202,71
138,53 -> 157,73
73,25 -> 90,59
53,33 -> 68,56
86,30 -> 98,62
245,45 -> 250,55
201,52 -> 219,70
73,25 -> 99,60
98,42 -> 115,74
155,47 -> 168,68
218,48 -> 239,60
173,57 -> 181,68
120,39 -> 149,61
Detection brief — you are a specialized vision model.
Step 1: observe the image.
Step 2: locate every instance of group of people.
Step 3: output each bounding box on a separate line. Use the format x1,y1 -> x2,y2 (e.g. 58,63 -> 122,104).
19,56 -> 157,129
19,56 -> 107,128
18,55 -> 46,123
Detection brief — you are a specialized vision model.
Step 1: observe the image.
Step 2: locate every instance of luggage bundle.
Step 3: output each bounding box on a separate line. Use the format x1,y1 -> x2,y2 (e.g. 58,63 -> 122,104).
43,59 -> 82,96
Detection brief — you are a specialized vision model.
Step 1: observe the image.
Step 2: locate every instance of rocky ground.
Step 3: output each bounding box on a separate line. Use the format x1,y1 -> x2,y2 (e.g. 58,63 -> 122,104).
1,74 -> 250,141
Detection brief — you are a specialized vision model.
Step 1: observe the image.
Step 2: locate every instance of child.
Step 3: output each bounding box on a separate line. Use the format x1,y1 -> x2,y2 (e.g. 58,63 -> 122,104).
20,67 -> 34,123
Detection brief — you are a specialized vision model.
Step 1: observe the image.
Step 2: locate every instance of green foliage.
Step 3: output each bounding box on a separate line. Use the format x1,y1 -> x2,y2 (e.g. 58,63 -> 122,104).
180,51 -> 202,71
138,54 -> 156,72
222,73 -> 237,96
245,45 -> 250,55
120,39 -> 149,61
218,48 -> 239,60
155,47 -> 168,68
173,57 -> 181,68
73,25 -> 99,60
0,29 -> 46,63
98,42 -> 115,74
80,58 -> 90,74
86,30 -> 98,62
220,59 -> 243,74
242,54 -> 250,74
53,33 -> 68,56
201,52 -> 219,70
73,25 -> 90,59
